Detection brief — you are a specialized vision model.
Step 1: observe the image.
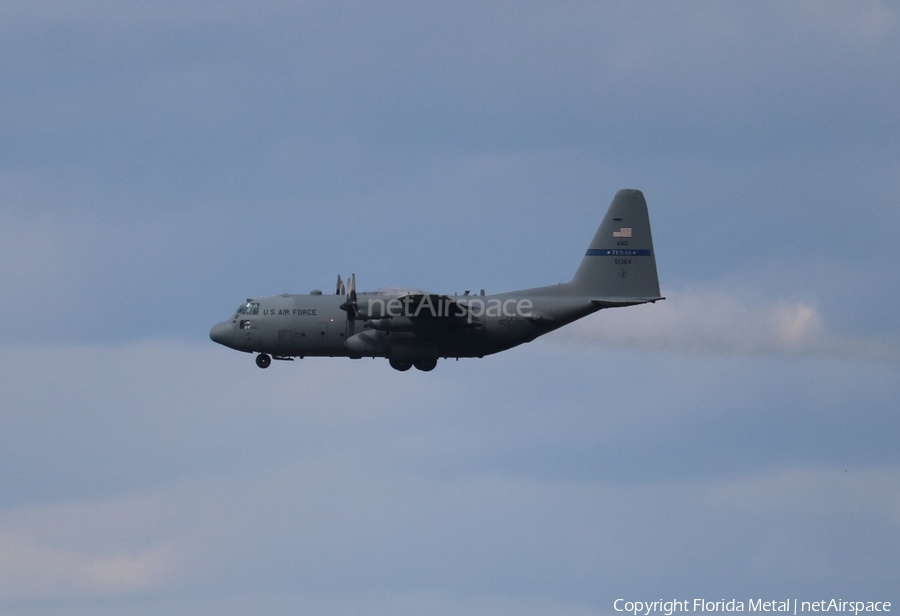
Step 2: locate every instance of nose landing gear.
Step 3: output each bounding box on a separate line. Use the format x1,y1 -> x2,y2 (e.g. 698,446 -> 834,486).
255,353 -> 271,369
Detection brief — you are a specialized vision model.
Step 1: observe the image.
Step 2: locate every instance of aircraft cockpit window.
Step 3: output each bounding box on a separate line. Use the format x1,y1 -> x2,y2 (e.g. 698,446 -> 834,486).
237,302 -> 259,315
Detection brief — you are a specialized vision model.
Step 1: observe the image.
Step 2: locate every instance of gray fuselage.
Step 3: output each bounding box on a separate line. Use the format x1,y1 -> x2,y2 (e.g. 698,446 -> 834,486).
209,288 -> 600,360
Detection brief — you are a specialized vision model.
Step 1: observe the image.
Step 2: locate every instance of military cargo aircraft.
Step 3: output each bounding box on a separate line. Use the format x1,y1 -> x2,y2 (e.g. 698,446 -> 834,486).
210,189 -> 664,371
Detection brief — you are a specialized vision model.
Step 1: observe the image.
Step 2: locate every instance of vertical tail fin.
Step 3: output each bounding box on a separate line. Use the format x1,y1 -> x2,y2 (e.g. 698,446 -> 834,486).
569,189 -> 662,301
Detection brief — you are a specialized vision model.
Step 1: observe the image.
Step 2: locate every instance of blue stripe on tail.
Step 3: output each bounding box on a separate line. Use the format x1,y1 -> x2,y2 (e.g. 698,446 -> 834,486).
585,248 -> 652,257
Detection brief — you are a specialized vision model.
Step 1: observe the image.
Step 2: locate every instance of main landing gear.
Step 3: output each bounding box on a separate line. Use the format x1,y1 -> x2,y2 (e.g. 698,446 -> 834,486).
389,358 -> 438,372
255,353 -> 436,372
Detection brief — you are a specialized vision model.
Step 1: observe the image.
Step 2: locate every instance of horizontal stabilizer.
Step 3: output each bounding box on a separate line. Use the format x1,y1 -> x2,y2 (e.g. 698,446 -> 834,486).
591,296 -> 665,309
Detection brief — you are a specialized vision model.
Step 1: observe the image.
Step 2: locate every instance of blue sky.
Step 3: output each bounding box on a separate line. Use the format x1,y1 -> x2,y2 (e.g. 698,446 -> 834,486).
1,2 -> 898,614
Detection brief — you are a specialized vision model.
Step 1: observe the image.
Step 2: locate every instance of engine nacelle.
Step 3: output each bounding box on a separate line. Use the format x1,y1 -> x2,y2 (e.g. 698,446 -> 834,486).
364,317 -> 417,332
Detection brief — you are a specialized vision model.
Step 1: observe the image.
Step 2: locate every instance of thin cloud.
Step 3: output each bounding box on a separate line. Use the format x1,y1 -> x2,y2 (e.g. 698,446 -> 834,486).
554,287 -> 900,361
0,532 -> 178,599
705,466 -> 900,521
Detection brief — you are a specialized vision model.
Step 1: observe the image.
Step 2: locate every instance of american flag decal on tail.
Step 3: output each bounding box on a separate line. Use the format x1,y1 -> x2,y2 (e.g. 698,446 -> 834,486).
613,227 -> 632,238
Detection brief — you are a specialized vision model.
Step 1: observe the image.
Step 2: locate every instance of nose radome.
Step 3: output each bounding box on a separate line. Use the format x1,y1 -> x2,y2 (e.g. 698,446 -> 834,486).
209,321 -> 231,345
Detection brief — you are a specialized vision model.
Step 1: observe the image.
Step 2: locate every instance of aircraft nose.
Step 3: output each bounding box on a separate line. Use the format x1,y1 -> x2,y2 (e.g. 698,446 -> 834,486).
209,321 -> 232,346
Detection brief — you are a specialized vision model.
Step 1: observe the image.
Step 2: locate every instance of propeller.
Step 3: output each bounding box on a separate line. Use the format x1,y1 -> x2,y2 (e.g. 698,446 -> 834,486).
339,273 -> 358,335
336,275 -> 345,295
